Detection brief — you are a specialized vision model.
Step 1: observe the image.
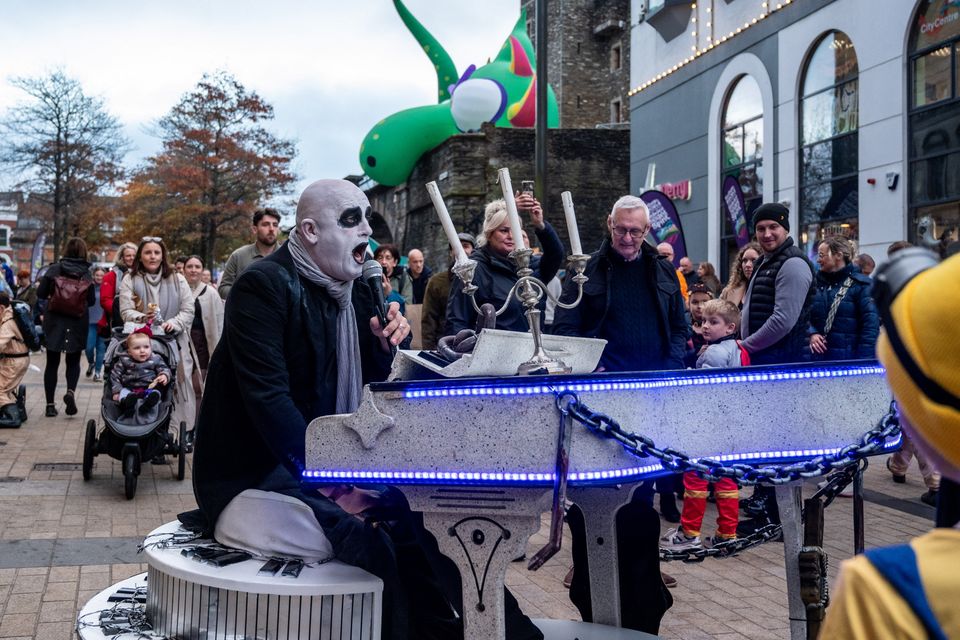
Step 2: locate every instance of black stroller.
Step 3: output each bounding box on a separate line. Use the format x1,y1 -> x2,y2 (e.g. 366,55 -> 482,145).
82,328 -> 188,499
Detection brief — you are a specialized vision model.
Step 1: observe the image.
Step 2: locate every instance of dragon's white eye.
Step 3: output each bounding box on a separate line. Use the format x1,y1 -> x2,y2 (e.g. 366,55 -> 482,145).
450,78 -> 506,133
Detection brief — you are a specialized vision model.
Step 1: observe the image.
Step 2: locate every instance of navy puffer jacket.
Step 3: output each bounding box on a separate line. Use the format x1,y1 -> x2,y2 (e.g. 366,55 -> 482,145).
809,263 -> 879,360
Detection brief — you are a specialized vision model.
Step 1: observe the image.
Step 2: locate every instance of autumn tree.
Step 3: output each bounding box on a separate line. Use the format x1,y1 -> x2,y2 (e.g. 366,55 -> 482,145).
0,70 -> 128,255
122,71 -> 297,266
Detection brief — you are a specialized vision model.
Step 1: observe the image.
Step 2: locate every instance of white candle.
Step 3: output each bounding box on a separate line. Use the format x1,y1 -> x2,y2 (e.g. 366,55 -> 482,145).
560,191 -> 583,255
426,181 -> 468,265
497,168 -> 526,251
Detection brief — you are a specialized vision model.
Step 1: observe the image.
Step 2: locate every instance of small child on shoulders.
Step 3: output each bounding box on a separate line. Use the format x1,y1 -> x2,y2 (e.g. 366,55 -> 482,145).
110,328 -> 171,416
662,298 -> 744,551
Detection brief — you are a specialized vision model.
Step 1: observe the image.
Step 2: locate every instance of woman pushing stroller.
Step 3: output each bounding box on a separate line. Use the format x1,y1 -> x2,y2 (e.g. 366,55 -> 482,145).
117,237 -> 197,437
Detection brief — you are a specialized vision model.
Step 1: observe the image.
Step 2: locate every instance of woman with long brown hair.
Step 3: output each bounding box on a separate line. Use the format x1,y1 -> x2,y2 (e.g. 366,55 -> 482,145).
697,261 -> 722,296
720,242 -> 761,309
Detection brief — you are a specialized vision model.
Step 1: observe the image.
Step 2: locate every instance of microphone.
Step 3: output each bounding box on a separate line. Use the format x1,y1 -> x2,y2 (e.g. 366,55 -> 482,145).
362,259 -> 389,331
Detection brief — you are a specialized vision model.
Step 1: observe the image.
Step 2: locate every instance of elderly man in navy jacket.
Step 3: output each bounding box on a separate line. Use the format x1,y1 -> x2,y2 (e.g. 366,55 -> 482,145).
552,194 -> 686,635
553,194 -> 687,370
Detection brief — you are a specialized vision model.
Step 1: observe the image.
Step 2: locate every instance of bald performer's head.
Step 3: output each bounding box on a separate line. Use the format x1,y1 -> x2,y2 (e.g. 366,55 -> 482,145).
295,179 -> 373,281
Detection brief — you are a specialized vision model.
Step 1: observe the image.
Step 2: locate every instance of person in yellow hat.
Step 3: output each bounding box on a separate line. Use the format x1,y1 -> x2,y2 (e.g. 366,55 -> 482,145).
819,248 -> 960,639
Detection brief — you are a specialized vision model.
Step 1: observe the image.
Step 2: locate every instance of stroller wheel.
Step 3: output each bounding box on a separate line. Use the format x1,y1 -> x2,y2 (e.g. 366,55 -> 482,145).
176,422 -> 187,481
82,420 -> 96,481
123,450 -> 139,500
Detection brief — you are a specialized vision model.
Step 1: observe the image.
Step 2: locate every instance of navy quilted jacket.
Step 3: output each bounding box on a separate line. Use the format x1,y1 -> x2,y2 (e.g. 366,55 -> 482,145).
809,263 -> 879,360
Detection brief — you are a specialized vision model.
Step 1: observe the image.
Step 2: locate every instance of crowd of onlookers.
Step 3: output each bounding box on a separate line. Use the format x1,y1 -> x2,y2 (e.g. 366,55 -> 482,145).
3,186 -> 956,636
3,238 -> 227,434
376,194 -> 958,604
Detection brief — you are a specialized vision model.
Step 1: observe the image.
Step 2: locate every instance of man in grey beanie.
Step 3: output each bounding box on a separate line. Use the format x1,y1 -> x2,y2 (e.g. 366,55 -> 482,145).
737,202 -> 816,536
740,202 -> 815,365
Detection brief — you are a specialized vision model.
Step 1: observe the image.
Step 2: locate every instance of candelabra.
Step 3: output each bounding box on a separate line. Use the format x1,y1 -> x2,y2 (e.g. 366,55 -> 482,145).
453,250 -> 590,375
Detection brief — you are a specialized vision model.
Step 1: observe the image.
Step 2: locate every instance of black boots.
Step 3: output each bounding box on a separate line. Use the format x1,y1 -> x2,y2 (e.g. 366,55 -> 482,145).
63,390 -> 78,416
0,403 -> 22,428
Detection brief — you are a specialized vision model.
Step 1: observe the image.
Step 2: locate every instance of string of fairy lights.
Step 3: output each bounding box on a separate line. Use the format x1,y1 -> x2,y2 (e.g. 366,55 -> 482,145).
629,0 -> 794,96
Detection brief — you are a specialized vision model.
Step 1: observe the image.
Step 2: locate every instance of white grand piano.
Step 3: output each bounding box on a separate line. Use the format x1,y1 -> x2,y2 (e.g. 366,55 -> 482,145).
304,350 -> 897,640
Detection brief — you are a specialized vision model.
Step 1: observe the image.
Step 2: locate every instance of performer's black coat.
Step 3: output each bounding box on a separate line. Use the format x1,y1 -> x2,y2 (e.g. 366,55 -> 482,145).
192,242 -> 393,533
189,242 -> 542,640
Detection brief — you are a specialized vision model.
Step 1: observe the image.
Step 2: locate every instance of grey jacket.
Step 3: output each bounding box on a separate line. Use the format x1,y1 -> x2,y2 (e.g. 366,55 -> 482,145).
218,243 -> 275,300
696,336 -> 744,369
110,353 -> 172,395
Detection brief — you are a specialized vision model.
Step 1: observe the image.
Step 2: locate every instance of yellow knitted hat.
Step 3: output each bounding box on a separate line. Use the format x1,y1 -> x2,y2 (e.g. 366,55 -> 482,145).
876,253 -> 960,471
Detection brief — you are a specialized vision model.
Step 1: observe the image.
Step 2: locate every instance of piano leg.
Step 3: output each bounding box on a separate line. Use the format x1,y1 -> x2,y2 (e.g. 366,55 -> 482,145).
403,486 -> 550,640
775,483 -> 806,640
567,484 -> 643,627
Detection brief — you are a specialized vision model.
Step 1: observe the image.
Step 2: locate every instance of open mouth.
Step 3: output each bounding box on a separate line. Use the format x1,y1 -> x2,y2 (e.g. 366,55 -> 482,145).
352,242 -> 369,265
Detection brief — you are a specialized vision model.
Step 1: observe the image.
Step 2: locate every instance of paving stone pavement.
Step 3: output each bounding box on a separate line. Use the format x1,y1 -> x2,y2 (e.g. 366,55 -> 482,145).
0,355 -> 939,638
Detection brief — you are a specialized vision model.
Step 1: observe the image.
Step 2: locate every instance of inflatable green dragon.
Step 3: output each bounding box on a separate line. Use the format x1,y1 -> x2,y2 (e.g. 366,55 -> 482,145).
359,1 -> 559,186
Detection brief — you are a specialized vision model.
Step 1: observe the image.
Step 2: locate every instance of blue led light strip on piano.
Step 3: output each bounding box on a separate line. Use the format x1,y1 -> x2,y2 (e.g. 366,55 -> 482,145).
304,362 -> 893,486
394,364 -> 886,400
302,433 -> 902,486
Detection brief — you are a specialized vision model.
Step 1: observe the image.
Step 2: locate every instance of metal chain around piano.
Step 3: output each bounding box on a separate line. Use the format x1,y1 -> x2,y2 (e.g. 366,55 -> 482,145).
655,461 -> 866,562
556,392 -> 900,561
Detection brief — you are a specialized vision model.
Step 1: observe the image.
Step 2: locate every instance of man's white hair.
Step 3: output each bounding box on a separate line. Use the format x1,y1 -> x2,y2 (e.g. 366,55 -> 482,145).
609,195 -> 649,222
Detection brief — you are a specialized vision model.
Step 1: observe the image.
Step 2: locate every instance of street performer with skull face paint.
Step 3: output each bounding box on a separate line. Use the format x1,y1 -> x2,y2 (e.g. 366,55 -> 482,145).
188,179 -> 543,640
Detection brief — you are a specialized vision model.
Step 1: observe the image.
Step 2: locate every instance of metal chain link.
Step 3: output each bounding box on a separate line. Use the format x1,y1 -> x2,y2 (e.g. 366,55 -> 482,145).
563,394 -> 899,486
558,392 -> 896,562
660,522 -> 783,562
658,462 -> 866,562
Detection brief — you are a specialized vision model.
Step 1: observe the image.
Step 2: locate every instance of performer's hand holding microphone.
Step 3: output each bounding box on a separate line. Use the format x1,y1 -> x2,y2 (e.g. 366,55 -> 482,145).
362,259 -> 409,354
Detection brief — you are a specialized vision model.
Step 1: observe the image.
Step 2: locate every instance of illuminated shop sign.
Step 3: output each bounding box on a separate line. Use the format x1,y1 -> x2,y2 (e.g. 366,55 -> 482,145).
655,179 -> 692,200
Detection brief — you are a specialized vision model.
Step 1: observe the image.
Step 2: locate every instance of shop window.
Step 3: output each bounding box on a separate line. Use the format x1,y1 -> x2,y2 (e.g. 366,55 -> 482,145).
909,0 -> 960,245
913,46 -> 952,106
720,75 -> 763,280
798,31 -> 859,257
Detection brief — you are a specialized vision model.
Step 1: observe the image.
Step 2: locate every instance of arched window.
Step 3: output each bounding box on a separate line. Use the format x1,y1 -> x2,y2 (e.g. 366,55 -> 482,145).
798,31 -> 859,254
720,75 -> 763,279
909,0 -> 960,246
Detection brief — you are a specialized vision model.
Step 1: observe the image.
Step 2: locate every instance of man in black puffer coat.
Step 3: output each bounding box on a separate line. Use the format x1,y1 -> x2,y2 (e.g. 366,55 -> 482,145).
738,203 -> 816,536
740,203 -> 815,365
809,236 -> 879,361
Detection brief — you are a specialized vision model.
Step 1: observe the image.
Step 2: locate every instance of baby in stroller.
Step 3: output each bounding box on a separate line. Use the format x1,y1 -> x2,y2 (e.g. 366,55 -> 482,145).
110,327 -> 171,417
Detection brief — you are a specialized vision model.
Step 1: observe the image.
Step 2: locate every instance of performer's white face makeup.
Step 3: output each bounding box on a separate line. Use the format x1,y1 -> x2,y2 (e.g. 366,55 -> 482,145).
296,180 -> 373,281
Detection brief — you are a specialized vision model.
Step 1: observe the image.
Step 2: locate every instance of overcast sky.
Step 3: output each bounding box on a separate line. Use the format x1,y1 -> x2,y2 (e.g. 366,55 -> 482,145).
0,0 -> 520,201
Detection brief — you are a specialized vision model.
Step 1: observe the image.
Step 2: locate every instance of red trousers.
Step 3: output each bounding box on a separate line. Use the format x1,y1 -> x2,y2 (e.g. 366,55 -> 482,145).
680,471 -> 739,539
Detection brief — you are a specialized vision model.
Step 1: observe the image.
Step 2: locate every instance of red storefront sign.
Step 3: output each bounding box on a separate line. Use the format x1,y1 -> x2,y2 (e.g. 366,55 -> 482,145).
655,179 -> 692,201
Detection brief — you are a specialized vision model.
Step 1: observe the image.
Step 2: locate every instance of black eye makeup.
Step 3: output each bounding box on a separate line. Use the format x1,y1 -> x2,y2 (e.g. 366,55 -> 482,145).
338,207 -> 362,228
337,206 -> 374,228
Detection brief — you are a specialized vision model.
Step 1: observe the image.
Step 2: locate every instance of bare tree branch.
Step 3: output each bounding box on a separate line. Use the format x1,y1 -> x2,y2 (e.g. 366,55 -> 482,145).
0,69 -> 129,255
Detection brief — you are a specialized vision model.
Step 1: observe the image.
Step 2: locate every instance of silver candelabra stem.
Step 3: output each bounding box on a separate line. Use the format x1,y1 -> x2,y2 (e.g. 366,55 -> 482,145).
452,252 -> 590,375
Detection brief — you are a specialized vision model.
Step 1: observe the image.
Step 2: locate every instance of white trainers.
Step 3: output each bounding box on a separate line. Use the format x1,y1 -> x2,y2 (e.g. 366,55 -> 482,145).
660,527 -> 702,551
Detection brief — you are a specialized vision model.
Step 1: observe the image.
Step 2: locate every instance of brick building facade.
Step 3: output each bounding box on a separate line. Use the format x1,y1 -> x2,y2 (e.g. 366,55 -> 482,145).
520,0 -> 631,128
